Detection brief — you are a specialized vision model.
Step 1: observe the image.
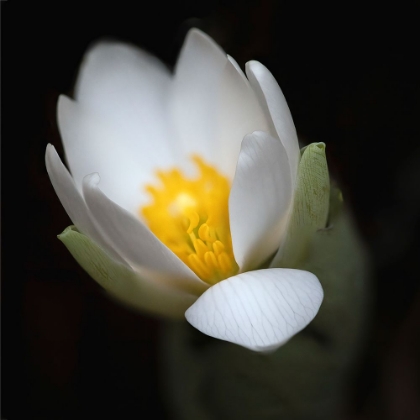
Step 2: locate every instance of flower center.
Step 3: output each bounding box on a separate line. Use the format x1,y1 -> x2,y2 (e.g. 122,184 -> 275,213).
141,156 -> 238,285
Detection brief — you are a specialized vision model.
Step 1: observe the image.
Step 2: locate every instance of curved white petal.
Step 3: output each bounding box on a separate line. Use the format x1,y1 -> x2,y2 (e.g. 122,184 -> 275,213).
82,173 -> 209,296
229,131 -> 293,271
170,28 -> 228,168
215,59 -> 273,179
74,40 -> 177,162
45,144 -> 128,266
227,55 -> 248,82
57,96 -> 173,213
171,30 -> 272,178
185,268 -> 324,352
246,61 -> 300,186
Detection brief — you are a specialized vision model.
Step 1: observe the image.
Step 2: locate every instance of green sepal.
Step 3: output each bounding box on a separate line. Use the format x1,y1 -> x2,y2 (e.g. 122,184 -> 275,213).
272,142 -> 330,268
58,225 -> 196,319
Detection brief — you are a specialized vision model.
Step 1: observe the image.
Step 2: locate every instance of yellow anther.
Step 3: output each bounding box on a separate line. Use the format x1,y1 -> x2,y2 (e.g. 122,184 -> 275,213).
187,211 -> 200,233
212,240 -> 225,256
193,239 -> 208,258
204,251 -> 218,270
207,226 -> 217,242
198,223 -> 211,242
218,252 -> 232,275
141,155 -> 238,284
188,253 -> 211,279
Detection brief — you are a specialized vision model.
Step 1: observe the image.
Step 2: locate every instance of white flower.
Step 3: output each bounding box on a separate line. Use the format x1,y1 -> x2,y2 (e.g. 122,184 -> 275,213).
46,28 -> 327,352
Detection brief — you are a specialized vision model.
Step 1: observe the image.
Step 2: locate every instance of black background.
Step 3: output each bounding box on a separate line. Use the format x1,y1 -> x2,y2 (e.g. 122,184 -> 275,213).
2,1 -> 420,419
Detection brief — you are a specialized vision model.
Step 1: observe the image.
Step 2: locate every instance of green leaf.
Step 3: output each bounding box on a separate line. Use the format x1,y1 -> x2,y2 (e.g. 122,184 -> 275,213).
272,142 -> 330,268
58,226 -> 196,319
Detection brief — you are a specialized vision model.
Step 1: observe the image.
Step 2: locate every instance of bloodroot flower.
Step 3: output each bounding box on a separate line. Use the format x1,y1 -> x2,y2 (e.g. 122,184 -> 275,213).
46,29 -> 329,352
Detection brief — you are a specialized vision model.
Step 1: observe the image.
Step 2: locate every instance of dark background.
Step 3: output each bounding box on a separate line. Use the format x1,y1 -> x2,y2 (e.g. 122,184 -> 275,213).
2,1 -> 420,419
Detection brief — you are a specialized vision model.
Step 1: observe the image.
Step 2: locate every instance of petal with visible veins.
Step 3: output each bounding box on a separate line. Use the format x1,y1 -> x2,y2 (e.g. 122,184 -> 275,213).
185,268 -> 323,351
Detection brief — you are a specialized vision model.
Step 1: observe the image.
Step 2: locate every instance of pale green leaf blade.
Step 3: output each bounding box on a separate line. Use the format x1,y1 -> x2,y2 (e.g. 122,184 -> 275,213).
58,226 -> 196,319
271,142 -> 330,268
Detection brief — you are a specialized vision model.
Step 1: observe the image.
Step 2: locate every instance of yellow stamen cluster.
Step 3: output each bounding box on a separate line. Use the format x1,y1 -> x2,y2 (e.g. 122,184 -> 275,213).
141,156 -> 238,285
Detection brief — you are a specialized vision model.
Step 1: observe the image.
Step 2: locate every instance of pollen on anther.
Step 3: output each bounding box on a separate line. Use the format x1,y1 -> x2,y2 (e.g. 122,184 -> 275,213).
218,252 -> 232,274
187,211 -> 199,233
193,239 -> 208,258
140,155 -> 239,284
204,251 -> 218,270
198,223 -> 212,242
213,241 -> 225,256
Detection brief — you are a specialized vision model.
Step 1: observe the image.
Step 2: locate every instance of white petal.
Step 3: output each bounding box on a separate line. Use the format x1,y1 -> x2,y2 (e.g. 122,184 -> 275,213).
227,55 -> 248,82
57,96 -> 172,213
246,61 -> 300,185
229,131 -> 293,271
215,59 -> 274,179
74,41 -> 177,163
82,173 -> 209,296
170,28 -> 228,168
185,268 -> 324,352
171,30 -> 273,177
45,144 -> 128,266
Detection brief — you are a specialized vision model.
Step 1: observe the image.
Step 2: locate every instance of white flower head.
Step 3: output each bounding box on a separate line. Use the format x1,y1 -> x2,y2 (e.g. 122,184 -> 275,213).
46,28 -> 327,352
